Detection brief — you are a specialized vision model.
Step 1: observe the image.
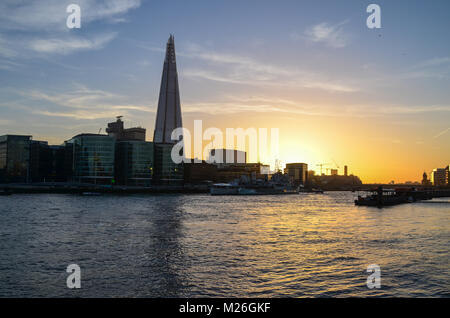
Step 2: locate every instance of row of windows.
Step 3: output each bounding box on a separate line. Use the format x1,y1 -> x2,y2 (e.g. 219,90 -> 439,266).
74,158 -> 115,164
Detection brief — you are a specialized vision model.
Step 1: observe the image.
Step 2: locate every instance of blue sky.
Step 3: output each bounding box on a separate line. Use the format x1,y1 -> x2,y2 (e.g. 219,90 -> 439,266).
0,0 -> 449,181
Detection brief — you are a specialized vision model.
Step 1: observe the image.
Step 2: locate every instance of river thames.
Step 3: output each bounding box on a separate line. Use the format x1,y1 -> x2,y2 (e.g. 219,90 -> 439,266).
0,192 -> 448,297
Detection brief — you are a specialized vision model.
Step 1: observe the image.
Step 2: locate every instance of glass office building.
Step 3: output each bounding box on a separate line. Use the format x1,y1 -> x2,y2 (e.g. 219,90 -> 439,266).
285,163 -> 308,186
30,140 -> 51,182
66,134 -> 115,184
0,135 -> 32,183
30,141 -> 67,182
116,141 -> 154,186
153,143 -> 184,185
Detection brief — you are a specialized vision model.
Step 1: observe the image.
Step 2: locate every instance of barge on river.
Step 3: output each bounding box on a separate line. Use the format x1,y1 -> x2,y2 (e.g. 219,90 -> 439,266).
355,186 -> 450,207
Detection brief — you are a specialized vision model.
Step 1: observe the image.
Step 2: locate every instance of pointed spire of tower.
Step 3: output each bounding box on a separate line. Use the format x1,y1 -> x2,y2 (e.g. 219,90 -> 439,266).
153,34 -> 183,144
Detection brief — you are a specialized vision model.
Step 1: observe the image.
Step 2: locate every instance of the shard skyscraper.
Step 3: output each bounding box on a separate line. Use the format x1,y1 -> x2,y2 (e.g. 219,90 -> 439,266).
152,35 -> 184,185
153,34 -> 183,144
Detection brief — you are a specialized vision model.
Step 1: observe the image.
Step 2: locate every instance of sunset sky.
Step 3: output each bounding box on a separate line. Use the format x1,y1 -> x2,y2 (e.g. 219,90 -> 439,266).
0,0 -> 449,183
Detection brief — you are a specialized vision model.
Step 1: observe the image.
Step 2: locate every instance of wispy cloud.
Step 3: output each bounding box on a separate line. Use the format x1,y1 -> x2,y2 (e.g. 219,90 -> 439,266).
181,95 -> 338,116
29,33 -> 117,55
0,34 -> 18,58
0,1 -> 141,59
25,84 -> 121,108
32,105 -> 152,120
0,119 -> 12,126
182,94 -> 450,119
298,20 -> 350,48
380,105 -> 450,114
176,44 -> 358,93
0,59 -> 22,70
414,57 -> 450,69
433,127 -> 450,139
0,0 -> 141,31
400,56 -> 450,80
182,98 -> 356,117
35,109 -> 122,120
21,84 -> 153,120
303,81 -> 357,93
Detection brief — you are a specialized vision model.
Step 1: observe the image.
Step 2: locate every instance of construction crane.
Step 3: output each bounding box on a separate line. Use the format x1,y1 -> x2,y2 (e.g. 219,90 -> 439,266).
332,159 -> 340,169
332,159 -> 340,175
316,163 -> 331,175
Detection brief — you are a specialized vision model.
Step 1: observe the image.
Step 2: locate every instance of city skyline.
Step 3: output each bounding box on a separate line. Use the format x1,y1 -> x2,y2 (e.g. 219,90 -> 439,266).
0,1 -> 449,183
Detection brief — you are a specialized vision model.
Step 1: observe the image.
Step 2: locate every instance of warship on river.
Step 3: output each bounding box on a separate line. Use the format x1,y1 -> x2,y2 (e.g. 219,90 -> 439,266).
210,172 -> 302,195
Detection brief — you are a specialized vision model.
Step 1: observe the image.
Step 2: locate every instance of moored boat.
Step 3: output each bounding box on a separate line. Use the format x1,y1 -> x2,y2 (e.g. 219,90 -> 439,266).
81,192 -> 102,196
210,183 -> 239,195
210,183 -> 299,195
355,187 -> 414,207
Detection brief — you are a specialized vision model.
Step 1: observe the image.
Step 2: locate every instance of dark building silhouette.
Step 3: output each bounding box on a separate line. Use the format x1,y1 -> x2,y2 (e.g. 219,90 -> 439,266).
431,168 -> 447,186
209,149 -> 247,164
184,160 -> 217,184
422,172 -> 431,186
285,163 -> 308,186
215,163 -> 268,184
106,116 -> 146,141
184,160 -> 270,185
30,141 -> 51,182
29,141 -> 67,182
1,135 -> 69,184
309,174 -> 362,190
446,165 -> 449,186
0,135 -> 32,183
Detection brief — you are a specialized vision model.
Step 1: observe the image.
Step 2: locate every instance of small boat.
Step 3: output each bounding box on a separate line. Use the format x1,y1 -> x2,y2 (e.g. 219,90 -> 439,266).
81,192 -> 102,196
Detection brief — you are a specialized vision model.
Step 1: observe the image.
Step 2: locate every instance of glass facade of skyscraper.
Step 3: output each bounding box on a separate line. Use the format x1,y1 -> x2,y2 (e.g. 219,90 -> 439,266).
116,141 -> 154,186
66,134 -> 115,184
153,143 -> 183,185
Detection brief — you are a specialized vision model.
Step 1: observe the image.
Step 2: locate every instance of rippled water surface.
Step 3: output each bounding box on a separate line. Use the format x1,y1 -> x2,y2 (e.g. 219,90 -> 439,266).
0,192 -> 449,297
